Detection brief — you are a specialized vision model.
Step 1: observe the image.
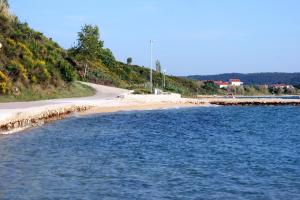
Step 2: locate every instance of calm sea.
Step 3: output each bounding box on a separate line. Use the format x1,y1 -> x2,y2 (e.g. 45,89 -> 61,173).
0,107 -> 300,200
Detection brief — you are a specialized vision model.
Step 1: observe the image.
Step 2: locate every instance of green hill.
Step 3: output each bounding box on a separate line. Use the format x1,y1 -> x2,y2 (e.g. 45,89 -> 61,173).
0,1 -> 95,101
188,73 -> 300,86
0,1 -> 198,102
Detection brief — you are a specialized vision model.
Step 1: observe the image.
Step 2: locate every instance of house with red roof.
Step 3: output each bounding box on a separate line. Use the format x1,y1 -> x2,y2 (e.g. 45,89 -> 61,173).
229,79 -> 243,86
214,81 -> 229,89
272,84 -> 294,89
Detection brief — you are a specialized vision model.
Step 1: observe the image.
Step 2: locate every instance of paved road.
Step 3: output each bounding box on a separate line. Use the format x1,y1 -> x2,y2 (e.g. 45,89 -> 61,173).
0,82 -> 129,109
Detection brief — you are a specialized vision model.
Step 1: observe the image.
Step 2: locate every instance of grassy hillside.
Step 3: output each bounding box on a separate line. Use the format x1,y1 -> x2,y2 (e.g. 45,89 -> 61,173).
0,2 -> 93,101
0,2 -> 199,101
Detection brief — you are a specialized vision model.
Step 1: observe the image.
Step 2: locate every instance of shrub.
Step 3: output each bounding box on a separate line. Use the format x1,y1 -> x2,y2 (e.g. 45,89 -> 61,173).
99,48 -> 116,68
17,42 -> 33,57
0,70 -> 8,93
59,60 -> 76,82
6,38 -> 16,47
34,60 -> 50,83
8,60 -> 28,81
23,55 -> 35,70
30,75 -> 37,84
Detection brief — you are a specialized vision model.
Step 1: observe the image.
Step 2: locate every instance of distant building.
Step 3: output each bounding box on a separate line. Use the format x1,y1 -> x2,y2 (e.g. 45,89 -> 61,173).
272,84 -> 294,89
229,79 -> 243,86
201,79 -> 244,89
214,81 -> 229,89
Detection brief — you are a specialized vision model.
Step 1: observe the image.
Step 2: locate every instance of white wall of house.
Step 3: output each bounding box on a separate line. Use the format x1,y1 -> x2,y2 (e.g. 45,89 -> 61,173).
219,84 -> 228,89
230,82 -> 243,86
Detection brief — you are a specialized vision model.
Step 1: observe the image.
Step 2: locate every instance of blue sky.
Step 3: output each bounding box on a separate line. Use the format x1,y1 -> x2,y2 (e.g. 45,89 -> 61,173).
9,0 -> 300,75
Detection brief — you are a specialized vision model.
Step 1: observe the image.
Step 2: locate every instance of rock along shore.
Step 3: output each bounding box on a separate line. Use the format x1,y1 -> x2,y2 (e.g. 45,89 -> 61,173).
204,98 -> 300,106
0,104 -> 92,134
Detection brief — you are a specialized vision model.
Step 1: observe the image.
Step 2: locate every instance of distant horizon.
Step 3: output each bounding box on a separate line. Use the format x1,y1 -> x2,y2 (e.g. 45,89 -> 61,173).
188,71 -> 300,76
9,0 -> 300,76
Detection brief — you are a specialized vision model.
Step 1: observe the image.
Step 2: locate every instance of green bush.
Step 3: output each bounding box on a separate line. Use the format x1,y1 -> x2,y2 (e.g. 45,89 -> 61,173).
33,60 -> 50,83
0,70 -> 9,94
8,60 -> 28,81
59,60 -> 76,82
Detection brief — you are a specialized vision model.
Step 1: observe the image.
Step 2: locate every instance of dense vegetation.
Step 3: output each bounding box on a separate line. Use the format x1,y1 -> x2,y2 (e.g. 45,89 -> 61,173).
188,73 -> 300,86
0,1 -> 86,101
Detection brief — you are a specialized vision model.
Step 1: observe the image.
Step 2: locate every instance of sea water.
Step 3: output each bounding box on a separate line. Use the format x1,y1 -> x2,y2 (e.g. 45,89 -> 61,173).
0,106 -> 299,199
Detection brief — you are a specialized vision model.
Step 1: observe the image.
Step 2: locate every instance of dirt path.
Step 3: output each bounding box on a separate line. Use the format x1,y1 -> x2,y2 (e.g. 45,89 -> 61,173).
0,82 -> 130,109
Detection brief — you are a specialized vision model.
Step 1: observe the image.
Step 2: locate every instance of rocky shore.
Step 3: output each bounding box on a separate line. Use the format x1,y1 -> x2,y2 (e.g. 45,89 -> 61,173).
0,104 -> 92,134
206,98 -> 300,106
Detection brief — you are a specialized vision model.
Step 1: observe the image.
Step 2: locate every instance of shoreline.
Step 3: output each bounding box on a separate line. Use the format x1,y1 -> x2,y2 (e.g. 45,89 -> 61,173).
1,85 -> 300,135
0,99 -> 208,135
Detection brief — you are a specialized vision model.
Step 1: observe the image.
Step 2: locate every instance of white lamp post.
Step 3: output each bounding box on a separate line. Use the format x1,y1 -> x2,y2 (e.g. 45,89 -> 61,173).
150,40 -> 154,93
163,69 -> 166,88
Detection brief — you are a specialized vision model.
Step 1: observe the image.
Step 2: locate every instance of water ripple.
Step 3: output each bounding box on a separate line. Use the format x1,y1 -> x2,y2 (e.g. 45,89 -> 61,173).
0,106 -> 300,199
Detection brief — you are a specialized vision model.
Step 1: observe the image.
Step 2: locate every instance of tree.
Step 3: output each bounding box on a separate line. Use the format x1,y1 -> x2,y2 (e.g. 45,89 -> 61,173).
75,24 -> 103,76
203,81 -> 218,94
127,57 -> 132,65
76,24 -> 103,59
155,60 -> 161,73
100,48 -> 116,68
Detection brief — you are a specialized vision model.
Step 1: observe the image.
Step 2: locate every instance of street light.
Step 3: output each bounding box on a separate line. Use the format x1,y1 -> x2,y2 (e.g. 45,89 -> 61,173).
150,40 -> 154,93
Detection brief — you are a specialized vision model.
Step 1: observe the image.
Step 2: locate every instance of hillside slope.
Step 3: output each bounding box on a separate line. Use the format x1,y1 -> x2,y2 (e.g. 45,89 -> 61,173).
0,2 -> 199,100
0,2 -> 89,101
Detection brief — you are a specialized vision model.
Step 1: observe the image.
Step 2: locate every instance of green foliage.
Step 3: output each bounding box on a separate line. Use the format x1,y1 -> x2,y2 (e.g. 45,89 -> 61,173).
0,11 -> 78,97
8,60 -> 28,82
0,82 -> 95,102
127,57 -> 132,65
59,60 -> 76,82
99,48 -> 116,68
33,60 -> 50,83
202,81 -> 218,94
74,24 -> 103,60
0,70 -> 9,93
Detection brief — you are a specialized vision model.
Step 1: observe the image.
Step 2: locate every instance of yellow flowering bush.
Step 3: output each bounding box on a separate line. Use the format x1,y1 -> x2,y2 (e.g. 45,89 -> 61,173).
0,71 -> 8,94
9,60 -> 28,81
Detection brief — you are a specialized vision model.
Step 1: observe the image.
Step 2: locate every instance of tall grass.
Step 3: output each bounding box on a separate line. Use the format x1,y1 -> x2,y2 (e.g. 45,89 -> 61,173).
0,82 -> 95,102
